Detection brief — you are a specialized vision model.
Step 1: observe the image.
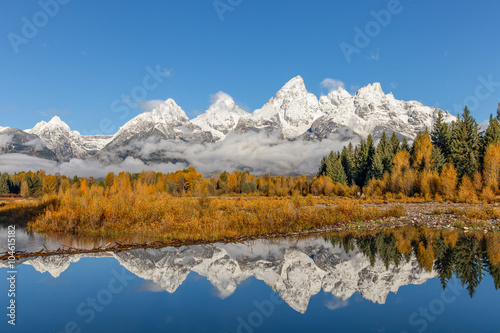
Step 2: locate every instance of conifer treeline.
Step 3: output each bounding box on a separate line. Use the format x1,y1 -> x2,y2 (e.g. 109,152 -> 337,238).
317,107 -> 500,201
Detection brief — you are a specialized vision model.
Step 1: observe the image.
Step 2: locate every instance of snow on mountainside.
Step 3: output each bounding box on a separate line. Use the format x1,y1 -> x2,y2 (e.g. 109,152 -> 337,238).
104,99 -> 214,154
5,239 -> 436,313
0,76 -> 456,168
236,76 -> 324,139
192,92 -> 250,141
0,127 -> 57,160
26,116 -> 112,161
304,82 -> 455,141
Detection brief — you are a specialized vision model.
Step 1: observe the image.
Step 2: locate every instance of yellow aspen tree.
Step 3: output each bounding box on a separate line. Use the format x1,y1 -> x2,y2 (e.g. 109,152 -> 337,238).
457,175 -> 478,203
440,163 -> 457,200
412,131 -> 433,171
472,171 -> 483,192
20,180 -> 29,198
483,142 -> 500,191
42,175 -> 58,195
80,178 -> 88,195
228,173 -> 238,192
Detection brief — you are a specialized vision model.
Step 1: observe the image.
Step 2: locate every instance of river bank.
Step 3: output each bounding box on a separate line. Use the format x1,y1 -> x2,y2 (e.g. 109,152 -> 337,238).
1,198 -> 499,259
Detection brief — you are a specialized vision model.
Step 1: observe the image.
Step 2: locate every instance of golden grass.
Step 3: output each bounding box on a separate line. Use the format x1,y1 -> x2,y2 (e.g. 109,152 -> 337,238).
27,193 -> 406,241
0,196 -> 58,225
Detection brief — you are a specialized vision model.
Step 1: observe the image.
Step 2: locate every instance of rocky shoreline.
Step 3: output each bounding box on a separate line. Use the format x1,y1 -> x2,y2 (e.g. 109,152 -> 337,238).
356,201 -> 500,233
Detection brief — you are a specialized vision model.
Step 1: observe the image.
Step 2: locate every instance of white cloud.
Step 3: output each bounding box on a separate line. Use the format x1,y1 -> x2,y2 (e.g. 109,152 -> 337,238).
0,131 -> 359,177
325,296 -> 349,311
24,138 -> 49,151
321,78 -> 345,92
138,281 -> 166,293
210,91 -> 233,104
0,154 -> 180,178
0,135 -> 13,148
118,131 -> 357,176
137,99 -> 165,112
390,82 -> 398,89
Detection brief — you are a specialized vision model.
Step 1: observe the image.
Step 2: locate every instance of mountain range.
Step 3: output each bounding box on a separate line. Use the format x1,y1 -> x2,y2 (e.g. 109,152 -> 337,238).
0,238 -> 435,313
0,76 -> 455,174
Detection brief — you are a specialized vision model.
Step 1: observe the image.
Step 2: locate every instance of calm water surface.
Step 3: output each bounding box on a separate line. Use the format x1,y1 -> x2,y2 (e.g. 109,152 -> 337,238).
1,227 -> 499,332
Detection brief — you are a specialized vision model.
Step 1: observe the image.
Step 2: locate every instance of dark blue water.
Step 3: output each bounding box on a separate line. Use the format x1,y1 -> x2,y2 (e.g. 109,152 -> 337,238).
1,233 -> 500,332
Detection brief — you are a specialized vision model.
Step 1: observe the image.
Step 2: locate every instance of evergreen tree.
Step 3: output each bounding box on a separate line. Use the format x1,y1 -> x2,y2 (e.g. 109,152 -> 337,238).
0,173 -> 12,195
390,132 -> 400,155
497,102 -> 500,122
450,106 -> 481,179
431,111 -> 451,159
9,176 -> 21,194
31,175 -> 43,196
482,114 -> 500,150
368,153 -> 384,180
327,157 -> 348,185
432,147 -> 446,173
354,135 -> 375,187
318,156 -> 328,176
377,132 -> 394,173
340,143 -> 355,185
401,137 -> 410,152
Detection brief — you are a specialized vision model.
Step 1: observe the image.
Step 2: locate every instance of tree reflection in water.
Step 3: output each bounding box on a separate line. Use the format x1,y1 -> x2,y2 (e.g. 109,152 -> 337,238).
328,227 -> 500,297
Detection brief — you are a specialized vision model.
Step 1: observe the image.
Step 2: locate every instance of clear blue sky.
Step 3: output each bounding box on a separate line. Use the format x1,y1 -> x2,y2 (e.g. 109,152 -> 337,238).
1,0 -> 499,134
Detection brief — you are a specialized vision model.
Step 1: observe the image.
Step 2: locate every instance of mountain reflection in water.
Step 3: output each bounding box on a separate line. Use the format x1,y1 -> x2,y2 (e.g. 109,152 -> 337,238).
2,227 -> 499,314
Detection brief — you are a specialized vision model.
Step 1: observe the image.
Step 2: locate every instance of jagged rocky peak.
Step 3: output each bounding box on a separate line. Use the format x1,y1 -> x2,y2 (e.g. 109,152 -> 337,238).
276,75 -> 308,96
1,76 -> 458,166
29,116 -> 71,135
47,115 -> 72,130
192,92 -> 250,140
153,98 -> 189,120
355,82 -> 385,98
320,86 -> 353,107
249,75 -> 323,139
115,98 -> 189,136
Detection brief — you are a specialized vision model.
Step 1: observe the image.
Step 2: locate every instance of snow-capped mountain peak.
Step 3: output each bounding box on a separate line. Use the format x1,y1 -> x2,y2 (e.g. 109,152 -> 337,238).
151,98 -> 189,122
2,76 -> 457,171
28,116 -> 71,136
48,116 -> 71,131
249,75 -> 323,139
192,92 -> 250,140
24,116 -> 112,161
278,75 -> 307,94
355,82 -> 385,99
106,98 -> 213,152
